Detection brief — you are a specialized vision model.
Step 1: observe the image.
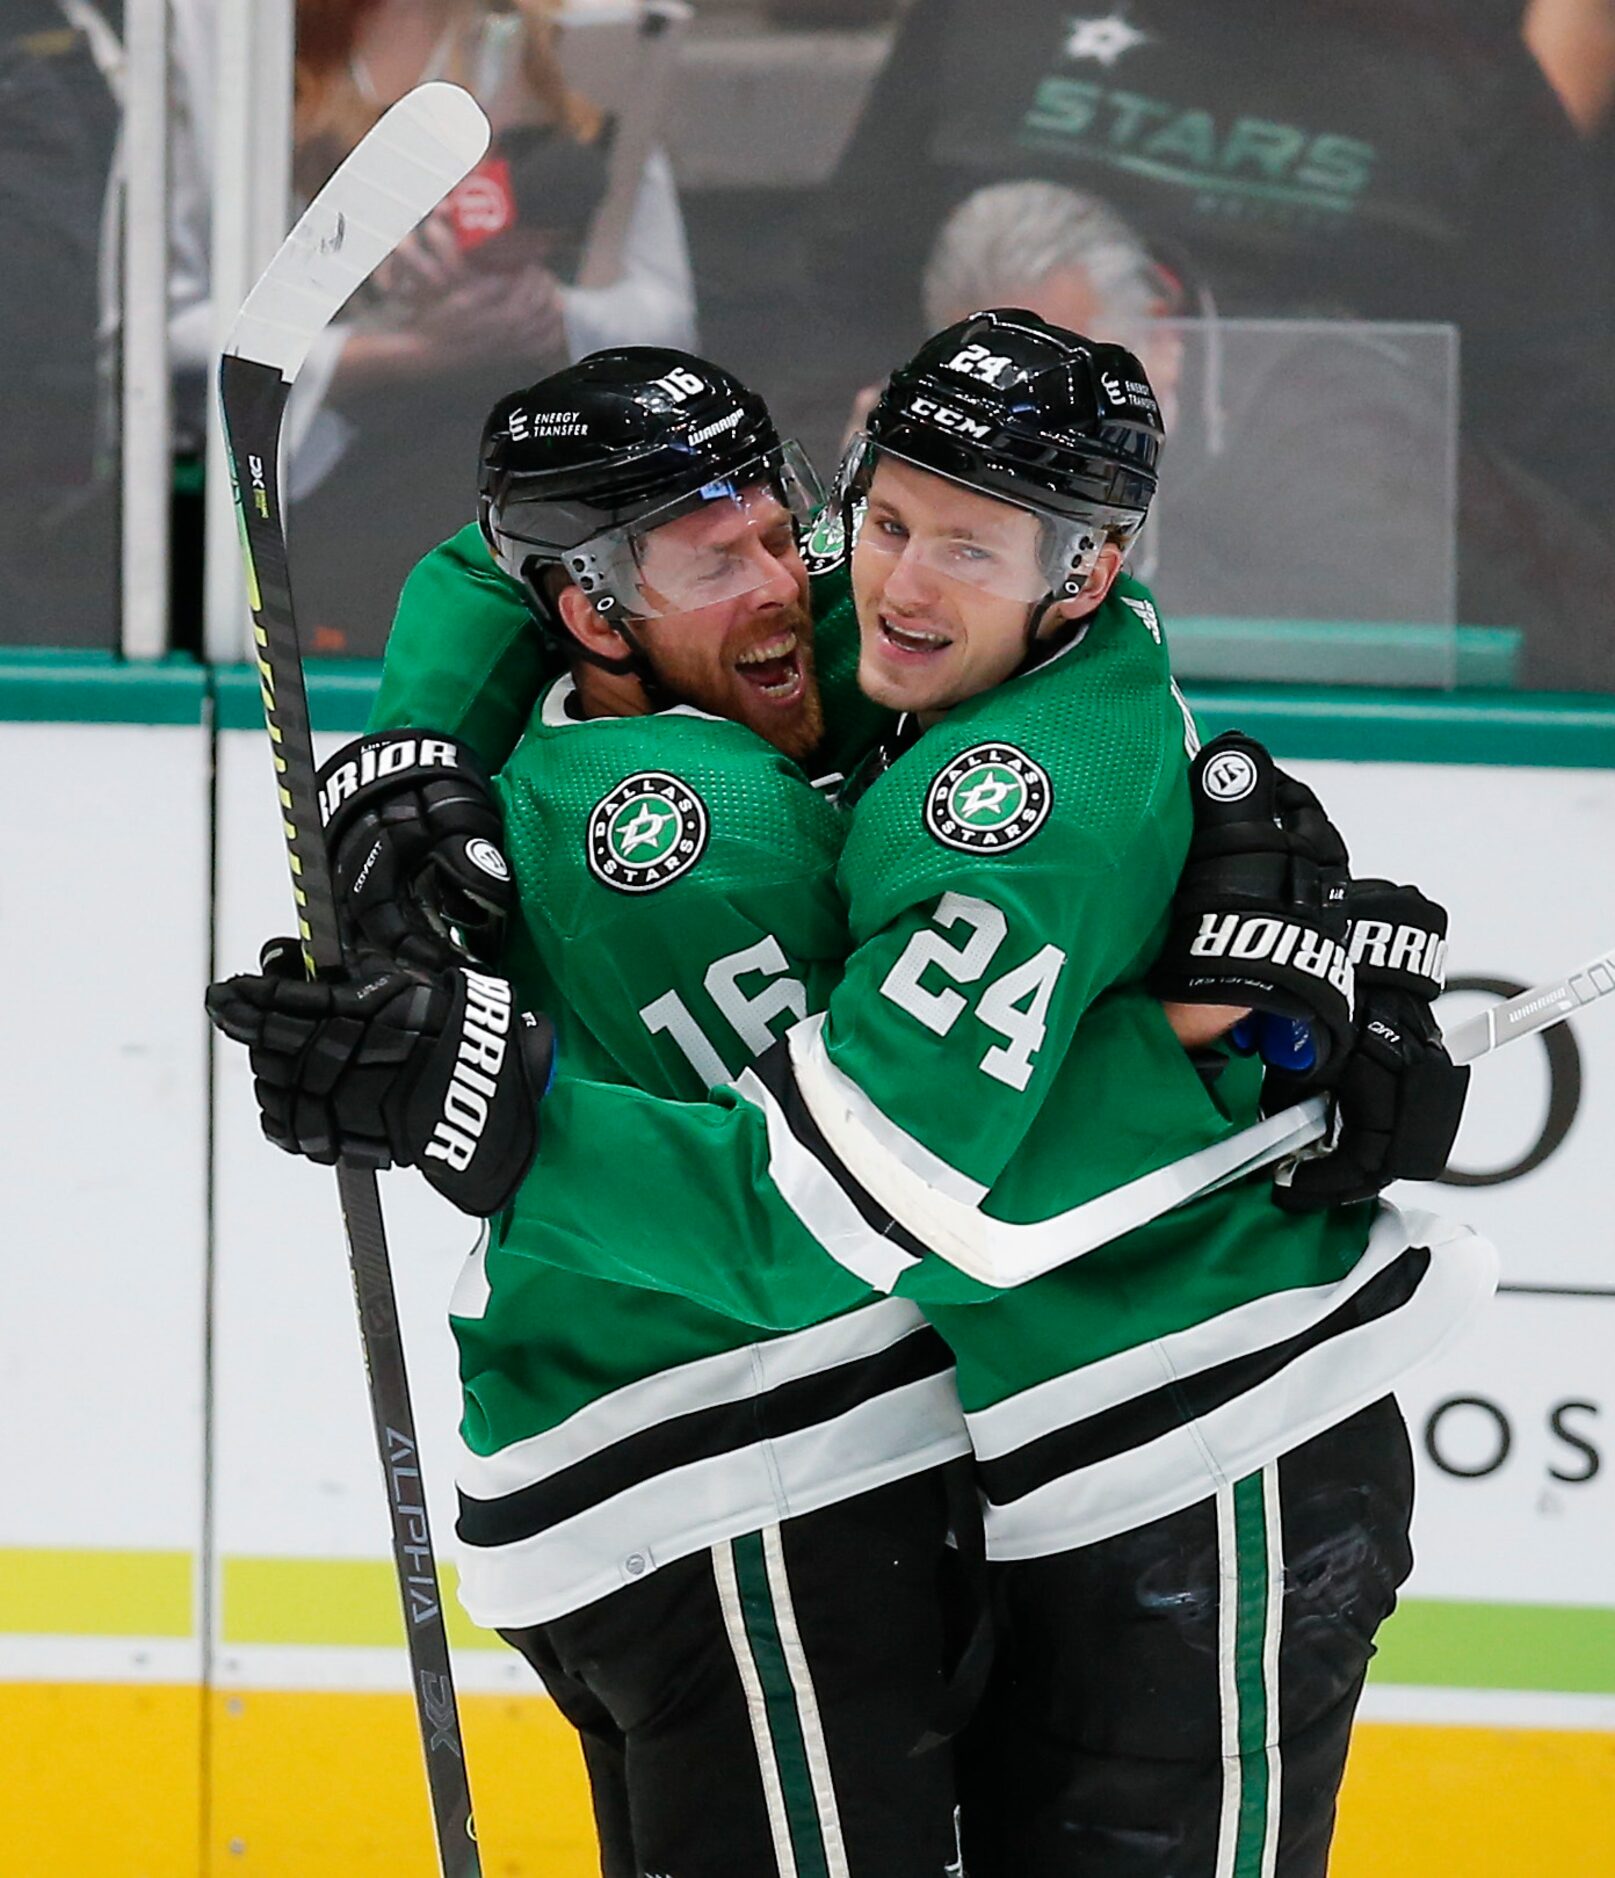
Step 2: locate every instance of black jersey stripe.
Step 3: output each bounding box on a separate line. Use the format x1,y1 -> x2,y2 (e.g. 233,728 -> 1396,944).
457,1322 -> 954,1548
746,1038 -> 934,1262
977,1244 -> 1432,1508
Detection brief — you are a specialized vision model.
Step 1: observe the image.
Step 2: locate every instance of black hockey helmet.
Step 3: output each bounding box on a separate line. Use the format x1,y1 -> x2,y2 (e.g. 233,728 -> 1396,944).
478,348 -> 822,633
836,308 -> 1164,610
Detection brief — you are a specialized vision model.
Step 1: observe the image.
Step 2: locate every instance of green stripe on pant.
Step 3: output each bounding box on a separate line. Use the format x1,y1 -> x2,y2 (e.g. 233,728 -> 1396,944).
1219,1463 -> 1284,1878
721,1528 -> 839,1878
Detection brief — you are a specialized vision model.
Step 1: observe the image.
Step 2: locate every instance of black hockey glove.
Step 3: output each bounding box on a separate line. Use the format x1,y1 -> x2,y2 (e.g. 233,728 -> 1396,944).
206,938 -> 554,1217
1149,731 -> 1354,1079
317,731 -> 514,969
1273,880 -> 1469,1211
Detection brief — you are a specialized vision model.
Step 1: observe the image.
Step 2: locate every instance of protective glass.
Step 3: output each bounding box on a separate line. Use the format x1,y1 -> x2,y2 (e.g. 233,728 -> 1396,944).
837,434 -> 1114,605
562,440 -> 823,618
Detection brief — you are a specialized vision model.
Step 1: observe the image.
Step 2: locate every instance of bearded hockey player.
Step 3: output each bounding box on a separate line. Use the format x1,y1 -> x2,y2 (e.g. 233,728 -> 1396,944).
212,315 -> 1487,1877
234,353 -> 977,1878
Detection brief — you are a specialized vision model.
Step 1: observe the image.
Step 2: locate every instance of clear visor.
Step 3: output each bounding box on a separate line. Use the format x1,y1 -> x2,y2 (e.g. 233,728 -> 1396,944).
559,440 -> 822,618
838,434 -> 1139,605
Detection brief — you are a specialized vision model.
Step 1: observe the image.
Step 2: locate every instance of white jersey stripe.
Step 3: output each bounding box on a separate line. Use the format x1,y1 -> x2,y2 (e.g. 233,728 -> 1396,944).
967,1206 -> 1426,1460
781,1013 -> 1331,1289
975,1215 -> 1495,1560
736,1064 -> 921,1293
454,1294 -> 937,1499
455,1378 -> 969,1628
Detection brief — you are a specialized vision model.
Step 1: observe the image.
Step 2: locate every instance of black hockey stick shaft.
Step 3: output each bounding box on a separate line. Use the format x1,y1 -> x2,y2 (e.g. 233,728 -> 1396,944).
220,351 -> 481,1876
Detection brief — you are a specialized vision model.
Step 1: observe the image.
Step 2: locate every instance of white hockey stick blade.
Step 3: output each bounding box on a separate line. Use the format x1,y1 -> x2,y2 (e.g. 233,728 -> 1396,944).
1441,944 -> 1615,1066
224,82 -> 490,383
1221,943 -> 1615,1204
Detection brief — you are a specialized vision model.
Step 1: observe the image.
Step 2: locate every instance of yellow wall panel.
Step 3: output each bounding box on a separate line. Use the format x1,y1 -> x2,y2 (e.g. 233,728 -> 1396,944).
3,1683 -> 203,1878
207,1689 -> 597,1877
1335,1722 -> 1615,1878
8,1683 -> 1615,1876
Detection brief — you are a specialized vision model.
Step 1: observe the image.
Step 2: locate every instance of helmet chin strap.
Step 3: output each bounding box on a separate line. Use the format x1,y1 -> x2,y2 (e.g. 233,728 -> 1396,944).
519,551 -> 686,712
583,581 -> 700,716
608,613 -> 684,715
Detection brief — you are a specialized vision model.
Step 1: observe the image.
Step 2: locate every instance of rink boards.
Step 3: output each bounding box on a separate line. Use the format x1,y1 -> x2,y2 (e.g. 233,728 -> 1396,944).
2,656 -> 1613,1875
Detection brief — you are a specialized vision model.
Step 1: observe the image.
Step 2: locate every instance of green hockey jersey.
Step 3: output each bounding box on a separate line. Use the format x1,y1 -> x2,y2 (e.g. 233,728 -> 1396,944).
496,576 -> 1498,1559
444,676 -> 967,1627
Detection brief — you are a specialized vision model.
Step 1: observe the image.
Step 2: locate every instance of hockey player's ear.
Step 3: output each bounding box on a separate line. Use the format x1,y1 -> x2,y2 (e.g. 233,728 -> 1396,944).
556,579 -> 634,662
1042,541 -> 1126,633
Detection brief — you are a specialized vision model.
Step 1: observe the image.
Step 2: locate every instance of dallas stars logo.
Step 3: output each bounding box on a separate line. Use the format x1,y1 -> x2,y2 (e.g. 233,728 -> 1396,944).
587,771 -> 710,894
1063,13 -> 1149,67
801,509 -> 847,575
924,744 -> 1052,854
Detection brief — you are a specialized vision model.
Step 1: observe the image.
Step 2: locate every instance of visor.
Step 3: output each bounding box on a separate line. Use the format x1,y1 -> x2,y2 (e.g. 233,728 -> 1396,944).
835,434 -> 1120,605
516,440 -> 823,618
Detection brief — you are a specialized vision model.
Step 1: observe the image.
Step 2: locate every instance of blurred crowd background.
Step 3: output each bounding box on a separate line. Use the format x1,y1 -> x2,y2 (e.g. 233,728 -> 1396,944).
6,0 -> 1615,690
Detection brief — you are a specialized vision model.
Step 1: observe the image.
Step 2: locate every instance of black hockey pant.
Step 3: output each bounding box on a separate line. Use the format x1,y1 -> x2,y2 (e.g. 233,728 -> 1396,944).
958,1395 -> 1415,1878
501,1468 -> 970,1878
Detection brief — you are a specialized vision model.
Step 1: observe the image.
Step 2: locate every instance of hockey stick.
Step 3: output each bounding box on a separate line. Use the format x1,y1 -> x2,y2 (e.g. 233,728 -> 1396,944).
219,84 -> 490,1878
856,945 -> 1615,1289
1239,939 -> 1615,1186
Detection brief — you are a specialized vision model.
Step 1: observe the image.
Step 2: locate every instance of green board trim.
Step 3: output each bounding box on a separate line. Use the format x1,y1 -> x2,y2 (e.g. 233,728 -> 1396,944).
1171,619 -> 1522,691
212,661 -> 380,735
1187,687 -> 1615,768
0,1547 -> 194,1638
0,651 -> 207,725
0,651 -> 1608,767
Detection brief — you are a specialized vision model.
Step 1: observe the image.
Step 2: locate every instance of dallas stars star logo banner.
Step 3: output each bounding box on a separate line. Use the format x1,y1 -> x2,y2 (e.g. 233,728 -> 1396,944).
1063,12 -> 1150,67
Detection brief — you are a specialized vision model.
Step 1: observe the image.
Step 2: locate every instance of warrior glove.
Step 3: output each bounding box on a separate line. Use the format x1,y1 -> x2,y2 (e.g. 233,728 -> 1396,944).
317,730 -> 514,969
1150,731 -> 1354,1079
1273,880 -> 1469,1211
206,938 -> 554,1217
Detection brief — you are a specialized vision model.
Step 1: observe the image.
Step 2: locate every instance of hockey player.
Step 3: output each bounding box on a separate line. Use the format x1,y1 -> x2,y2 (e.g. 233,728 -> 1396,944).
266,352 -> 979,1878
213,315 -> 1486,1876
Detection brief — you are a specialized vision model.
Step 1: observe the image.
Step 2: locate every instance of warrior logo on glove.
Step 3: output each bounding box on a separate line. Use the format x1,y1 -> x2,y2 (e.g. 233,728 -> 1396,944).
316,730 -> 515,969
205,941 -> 555,1217
427,969 -> 521,1172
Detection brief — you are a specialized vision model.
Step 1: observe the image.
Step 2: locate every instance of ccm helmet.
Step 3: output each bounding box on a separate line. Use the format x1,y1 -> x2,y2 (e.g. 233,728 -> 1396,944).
479,348 -> 821,662
837,308 -> 1164,629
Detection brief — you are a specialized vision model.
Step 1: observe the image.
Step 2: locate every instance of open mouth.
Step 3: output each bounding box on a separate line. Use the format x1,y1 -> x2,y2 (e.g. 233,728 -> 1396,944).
734,630 -> 805,704
878,614 -> 953,660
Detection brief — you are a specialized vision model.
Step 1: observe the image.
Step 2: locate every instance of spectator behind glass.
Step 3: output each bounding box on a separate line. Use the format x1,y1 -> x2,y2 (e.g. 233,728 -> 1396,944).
906,181 -> 1454,634
288,0 -> 697,651
167,0 -> 696,655
818,0 -> 1615,688
0,0 -> 122,647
